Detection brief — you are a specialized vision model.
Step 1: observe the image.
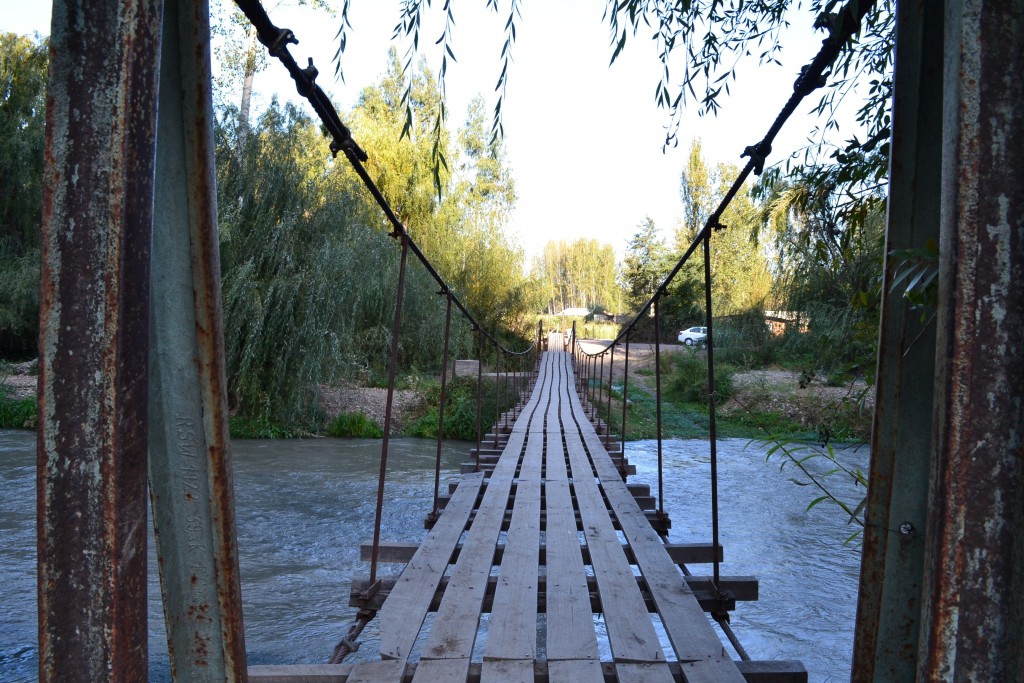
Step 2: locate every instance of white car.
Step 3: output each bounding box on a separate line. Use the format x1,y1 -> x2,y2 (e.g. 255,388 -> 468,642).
677,326 -> 707,346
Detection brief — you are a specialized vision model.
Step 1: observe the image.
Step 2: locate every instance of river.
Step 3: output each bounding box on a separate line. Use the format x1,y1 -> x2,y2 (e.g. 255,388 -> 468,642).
1,429 -> 865,682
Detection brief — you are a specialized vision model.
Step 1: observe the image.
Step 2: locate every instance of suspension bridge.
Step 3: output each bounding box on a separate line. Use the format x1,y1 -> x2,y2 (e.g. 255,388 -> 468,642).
243,336 -> 804,682
32,0 -> 1023,681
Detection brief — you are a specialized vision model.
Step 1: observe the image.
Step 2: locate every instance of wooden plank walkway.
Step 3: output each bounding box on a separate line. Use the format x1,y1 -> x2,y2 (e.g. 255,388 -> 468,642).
250,344 -> 806,683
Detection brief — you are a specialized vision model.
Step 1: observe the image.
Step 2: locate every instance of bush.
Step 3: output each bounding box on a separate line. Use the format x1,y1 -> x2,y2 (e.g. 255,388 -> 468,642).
664,354 -> 735,404
711,311 -> 775,368
0,393 -> 36,429
327,411 -> 384,438
407,375 -> 520,441
228,415 -> 298,439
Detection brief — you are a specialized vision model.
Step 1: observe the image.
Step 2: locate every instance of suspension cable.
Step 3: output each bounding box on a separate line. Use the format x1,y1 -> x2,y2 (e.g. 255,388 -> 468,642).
234,0 -> 877,663
232,0 -> 535,360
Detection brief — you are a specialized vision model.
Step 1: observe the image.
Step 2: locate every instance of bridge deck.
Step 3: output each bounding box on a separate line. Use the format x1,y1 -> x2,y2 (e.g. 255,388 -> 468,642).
251,349 -> 805,682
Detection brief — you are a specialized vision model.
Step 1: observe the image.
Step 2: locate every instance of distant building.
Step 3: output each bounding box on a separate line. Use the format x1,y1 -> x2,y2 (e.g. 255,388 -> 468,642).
764,310 -> 809,335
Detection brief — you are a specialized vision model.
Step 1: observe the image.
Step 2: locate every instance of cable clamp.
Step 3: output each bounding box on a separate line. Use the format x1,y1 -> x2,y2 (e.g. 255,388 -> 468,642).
265,28 -> 298,56
794,64 -> 828,96
297,58 -> 318,97
741,141 -> 772,175
330,136 -> 368,162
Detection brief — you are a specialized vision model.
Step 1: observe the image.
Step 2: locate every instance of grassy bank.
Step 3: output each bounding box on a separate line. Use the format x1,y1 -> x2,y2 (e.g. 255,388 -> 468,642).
3,359 -> 870,444
593,351 -> 871,444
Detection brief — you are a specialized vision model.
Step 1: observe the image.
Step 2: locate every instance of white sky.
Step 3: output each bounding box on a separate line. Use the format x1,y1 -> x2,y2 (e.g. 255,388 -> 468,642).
2,2 -> 850,261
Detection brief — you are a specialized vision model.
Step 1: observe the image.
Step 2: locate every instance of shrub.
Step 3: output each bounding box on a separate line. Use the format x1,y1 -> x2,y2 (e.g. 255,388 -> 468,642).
665,354 -> 735,404
327,411 -> 384,438
407,375 -> 520,441
228,415 -> 300,438
0,393 -> 36,429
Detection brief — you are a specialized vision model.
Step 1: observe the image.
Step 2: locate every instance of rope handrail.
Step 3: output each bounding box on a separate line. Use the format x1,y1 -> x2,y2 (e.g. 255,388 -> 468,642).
232,0 -> 535,359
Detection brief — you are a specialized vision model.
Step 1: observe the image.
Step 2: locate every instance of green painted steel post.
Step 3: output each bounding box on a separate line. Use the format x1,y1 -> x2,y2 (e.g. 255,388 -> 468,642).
148,0 -> 249,678
851,3 -> 942,678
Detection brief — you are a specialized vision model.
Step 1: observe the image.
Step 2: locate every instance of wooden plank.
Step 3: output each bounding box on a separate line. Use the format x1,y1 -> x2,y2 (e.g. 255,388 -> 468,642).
416,424 -> 528,660
480,659 -> 534,683
351,574 -> 756,613
544,354 -> 600,663
547,660 -> 605,682
484,426 -> 542,660
399,358 -> 544,663
679,658 -> 759,683
409,657 -> 469,683
564,374 -> 744,675
560,378 -> 666,664
248,660 -> 808,683
378,470 -> 485,660
247,664 -> 351,683
735,660 -> 808,683
358,541 -> 724,568
510,354 -> 551,434
615,662 -> 677,683
345,660 -> 407,683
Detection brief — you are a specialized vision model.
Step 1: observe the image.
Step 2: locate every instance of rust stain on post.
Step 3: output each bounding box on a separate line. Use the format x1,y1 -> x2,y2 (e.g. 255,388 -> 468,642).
180,0 -> 249,674
920,1 -> 1024,679
37,1 -> 163,680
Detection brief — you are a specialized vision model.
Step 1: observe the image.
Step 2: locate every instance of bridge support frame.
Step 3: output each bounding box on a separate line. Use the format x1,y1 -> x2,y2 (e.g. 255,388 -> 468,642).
854,0 -> 1024,679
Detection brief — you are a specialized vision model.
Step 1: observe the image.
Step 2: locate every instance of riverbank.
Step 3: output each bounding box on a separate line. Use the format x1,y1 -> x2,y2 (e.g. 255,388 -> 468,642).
2,349 -> 873,443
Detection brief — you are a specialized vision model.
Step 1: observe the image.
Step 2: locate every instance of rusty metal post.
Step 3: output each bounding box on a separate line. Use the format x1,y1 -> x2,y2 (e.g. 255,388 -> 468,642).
590,355 -> 597,415
429,293 -> 453,521
503,349 -> 509,430
474,328 -> 483,471
703,233 -> 721,586
37,2 -> 162,681
851,1 -> 943,677
606,344 -> 615,441
916,1 -> 1024,678
370,235 -> 410,585
620,329 -> 631,480
653,297 -> 665,517
493,339 -> 500,447
147,0 -> 248,678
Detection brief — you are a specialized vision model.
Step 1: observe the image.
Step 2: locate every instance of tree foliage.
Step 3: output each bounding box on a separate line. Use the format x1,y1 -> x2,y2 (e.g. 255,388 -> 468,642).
214,54 -> 531,426
754,167 -> 885,378
531,239 -> 622,315
0,33 -> 47,357
621,217 -> 670,313
675,141 -> 772,316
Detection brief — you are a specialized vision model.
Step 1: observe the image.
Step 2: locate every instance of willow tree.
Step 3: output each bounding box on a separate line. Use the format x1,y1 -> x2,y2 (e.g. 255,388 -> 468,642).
0,32 -> 47,358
